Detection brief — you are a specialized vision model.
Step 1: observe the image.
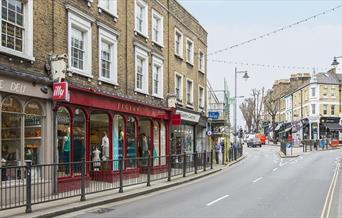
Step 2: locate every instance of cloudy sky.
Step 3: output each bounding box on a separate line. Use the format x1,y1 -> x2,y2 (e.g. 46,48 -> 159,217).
179,0 -> 342,128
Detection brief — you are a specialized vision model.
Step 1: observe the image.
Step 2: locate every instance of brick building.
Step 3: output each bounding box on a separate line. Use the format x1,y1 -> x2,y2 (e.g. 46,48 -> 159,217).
0,0 -> 207,185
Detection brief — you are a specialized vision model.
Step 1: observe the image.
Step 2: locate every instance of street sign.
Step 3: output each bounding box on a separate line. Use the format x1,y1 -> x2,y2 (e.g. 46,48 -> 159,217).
208,111 -> 220,119
207,130 -> 212,136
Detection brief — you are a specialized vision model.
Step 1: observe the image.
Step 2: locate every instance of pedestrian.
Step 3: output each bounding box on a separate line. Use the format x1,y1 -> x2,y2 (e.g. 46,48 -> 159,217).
215,140 -> 220,164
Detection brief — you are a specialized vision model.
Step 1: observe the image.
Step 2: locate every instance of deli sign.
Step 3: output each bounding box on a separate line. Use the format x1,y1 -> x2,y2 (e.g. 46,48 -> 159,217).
53,82 -> 69,101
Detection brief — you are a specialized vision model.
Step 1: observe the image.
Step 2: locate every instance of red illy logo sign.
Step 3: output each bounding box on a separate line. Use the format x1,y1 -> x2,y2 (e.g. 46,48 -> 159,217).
53,82 -> 69,101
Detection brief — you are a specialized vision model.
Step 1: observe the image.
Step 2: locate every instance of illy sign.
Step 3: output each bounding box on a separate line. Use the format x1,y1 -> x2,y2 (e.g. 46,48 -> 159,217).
53,82 -> 69,101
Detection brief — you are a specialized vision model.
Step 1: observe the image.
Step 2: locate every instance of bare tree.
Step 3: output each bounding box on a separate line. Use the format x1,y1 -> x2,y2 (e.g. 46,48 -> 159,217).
263,90 -> 279,141
251,88 -> 264,132
240,98 -> 254,132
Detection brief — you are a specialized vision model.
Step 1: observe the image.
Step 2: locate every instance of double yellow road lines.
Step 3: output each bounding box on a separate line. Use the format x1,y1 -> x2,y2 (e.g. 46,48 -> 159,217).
321,162 -> 340,218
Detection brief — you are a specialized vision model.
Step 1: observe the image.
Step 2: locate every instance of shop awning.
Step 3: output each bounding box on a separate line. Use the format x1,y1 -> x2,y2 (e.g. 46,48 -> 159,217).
325,123 -> 342,131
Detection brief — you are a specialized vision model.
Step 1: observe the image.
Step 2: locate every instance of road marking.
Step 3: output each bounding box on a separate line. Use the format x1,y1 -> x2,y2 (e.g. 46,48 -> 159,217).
273,167 -> 278,172
279,162 -> 288,167
253,177 -> 263,183
206,195 -> 229,206
299,156 -> 304,160
320,162 -> 340,218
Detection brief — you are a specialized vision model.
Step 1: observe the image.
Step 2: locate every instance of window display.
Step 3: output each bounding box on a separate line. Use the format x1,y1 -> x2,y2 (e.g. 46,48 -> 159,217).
153,121 -> 159,166
126,116 -> 136,168
57,107 -> 71,176
160,122 -> 166,165
73,109 -> 85,174
113,115 -> 124,170
24,101 -> 43,165
90,112 -> 109,170
171,124 -> 194,155
1,97 -> 22,172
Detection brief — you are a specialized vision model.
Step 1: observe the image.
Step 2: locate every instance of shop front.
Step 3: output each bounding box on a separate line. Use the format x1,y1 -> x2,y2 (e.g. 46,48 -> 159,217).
170,109 -> 206,155
54,83 -> 170,187
320,117 -> 342,146
0,74 -> 53,182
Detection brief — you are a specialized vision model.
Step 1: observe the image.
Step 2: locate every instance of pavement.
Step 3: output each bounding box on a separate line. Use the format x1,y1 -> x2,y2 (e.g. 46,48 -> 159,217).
0,155 -> 246,218
60,145 -> 342,218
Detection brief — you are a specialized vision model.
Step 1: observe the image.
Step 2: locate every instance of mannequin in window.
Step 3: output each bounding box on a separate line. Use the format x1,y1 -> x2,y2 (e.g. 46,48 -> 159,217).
92,146 -> 101,171
101,132 -> 109,161
63,127 -> 71,174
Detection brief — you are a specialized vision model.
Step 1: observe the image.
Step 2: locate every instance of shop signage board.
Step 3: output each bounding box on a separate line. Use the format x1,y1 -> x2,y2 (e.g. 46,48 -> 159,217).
176,110 -> 200,123
53,82 -> 69,101
208,111 -> 220,119
171,114 -> 181,126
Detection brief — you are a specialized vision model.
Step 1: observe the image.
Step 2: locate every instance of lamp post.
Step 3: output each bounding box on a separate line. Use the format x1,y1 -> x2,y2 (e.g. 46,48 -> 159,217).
331,56 -> 342,114
234,67 -> 249,146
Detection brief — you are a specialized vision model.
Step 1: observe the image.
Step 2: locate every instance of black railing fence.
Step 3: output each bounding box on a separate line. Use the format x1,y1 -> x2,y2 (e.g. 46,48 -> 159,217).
0,150 -> 243,213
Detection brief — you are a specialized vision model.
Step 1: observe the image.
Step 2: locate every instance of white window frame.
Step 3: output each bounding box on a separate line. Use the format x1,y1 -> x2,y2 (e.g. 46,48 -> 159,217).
68,11 -> 92,77
323,104 -> 327,115
134,46 -> 149,94
98,0 -> 118,18
152,10 -> 163,47
98,28 -> 118,85
186,38 -> 194,65
0,0 -> 34,61
152,56 -> 164,98
198,85 -> 204,109
175,72 -> 183,103
311,104 -> 316,115
198,49 -> 205,73
134,0 -> 148,38
174,28 -> 183,58
186,78 -> 194,106
311,87 -> 316,98
331,105 -> 335,115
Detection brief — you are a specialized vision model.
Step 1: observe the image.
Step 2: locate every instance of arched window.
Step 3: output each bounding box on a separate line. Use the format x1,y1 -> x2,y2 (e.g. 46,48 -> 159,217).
113,114 -> 124,170
73,109 -> 86,165
56,107 -> 71,176
24,101 -> 43,165
126,116 -> 136,168
153,121 -> 160,166
1,97 -> 22,172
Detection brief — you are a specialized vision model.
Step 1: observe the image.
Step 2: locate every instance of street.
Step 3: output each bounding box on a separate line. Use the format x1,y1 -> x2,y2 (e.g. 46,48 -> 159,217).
62,145 -> 342,218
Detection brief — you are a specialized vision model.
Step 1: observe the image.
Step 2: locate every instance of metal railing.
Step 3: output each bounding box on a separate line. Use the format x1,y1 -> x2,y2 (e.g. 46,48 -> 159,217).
0,150 -> 242,213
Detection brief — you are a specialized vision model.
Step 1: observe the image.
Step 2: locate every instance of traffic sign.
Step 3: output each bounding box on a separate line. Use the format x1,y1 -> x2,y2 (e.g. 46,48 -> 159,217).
207,130 -> 212,136
208,111 -> 220,119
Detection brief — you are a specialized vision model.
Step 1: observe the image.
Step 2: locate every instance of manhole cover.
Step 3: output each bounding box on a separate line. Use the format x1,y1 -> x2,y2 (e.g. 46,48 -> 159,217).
89,207 -> 115,214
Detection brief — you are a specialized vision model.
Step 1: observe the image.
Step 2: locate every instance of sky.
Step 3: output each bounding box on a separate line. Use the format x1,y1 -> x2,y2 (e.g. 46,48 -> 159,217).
179,0 -> 342,128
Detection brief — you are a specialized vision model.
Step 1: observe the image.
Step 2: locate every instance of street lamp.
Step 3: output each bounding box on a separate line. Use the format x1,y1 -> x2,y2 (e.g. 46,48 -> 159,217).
331,56 -> 342,114
234,67 -> 249,146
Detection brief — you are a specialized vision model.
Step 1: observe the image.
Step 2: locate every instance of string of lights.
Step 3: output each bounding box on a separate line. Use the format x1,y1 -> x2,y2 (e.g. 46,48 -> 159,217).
208,59 -> 336,71
207,4 -> 342,56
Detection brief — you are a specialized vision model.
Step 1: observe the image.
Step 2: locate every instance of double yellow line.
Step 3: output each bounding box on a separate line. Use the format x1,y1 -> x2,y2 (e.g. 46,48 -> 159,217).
321,161 -> 340,218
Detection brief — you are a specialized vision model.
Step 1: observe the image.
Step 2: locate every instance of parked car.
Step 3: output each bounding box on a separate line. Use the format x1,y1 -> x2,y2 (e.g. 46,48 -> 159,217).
247,135 -> 262,148
256,133 -> 266,145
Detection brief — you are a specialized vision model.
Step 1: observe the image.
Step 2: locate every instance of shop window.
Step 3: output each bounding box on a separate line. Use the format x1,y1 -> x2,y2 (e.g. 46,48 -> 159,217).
1,97 -> 22,177
90,112 -> 109,171
24,101 -> 43,165
57,107 -> 71,177
184,125 -> 194,153
73,109 -> 85,175
126,116 -> 137,168
138,118 -> 151,167
160,122 -> 166,165
153,121 -> 160,166
113,114 -> 124,170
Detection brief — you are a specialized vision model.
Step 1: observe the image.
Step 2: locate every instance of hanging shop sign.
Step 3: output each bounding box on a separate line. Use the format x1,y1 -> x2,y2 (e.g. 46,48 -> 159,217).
53,82 -> 69,101
171,114 -> 181,126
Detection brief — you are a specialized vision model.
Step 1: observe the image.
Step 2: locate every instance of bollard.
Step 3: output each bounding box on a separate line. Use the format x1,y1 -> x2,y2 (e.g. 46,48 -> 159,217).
183,152 -> 187,177
25,161 -> 32,213
210,150 -> 213,169
167,154 -> 172,182
203,151 -> 207,171
147,155 -> 151,186
194,151 -> 197,174
119,157 -> 123,193
80,158 -> 86,201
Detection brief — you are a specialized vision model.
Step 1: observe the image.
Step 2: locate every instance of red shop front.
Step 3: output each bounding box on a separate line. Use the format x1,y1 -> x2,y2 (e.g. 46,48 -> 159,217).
54,84 -> 171,190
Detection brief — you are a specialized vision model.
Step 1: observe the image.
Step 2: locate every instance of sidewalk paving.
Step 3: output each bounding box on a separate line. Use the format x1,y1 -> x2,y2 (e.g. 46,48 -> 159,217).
1,156 -> 246,218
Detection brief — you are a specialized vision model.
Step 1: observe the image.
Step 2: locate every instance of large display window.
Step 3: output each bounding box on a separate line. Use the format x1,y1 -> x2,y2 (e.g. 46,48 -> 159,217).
24,101 -> 43,165
160,122 -> 166,165
153,121 -> 159,166
138,118 -> 151,158
126,116 -> 136,168
57,107 -> 71,176
171,124 -> 194,155
113,114 -> 124,170
1,97 -> 22,169
90,112 -> 109,170
73,108 -> 86,174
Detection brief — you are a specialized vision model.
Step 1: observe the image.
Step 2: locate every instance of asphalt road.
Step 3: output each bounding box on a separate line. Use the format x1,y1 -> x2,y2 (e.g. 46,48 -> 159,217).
67,145 -> 342,218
